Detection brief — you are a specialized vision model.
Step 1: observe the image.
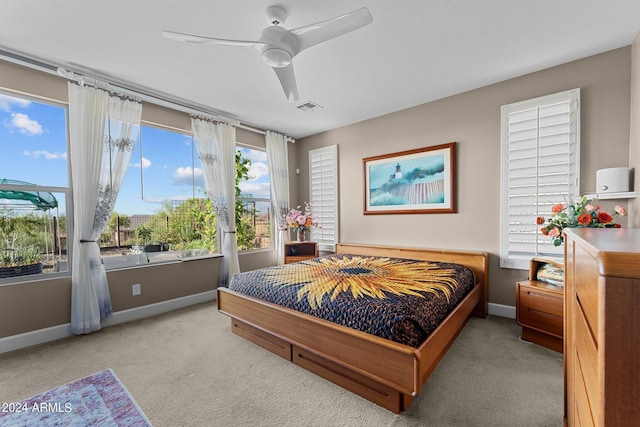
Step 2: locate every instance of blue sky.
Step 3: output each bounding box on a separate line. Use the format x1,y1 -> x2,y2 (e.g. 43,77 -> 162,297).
0,93 -> 270,216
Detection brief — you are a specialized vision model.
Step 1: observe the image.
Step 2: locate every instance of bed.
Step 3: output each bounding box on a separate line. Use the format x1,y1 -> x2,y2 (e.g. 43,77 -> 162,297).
217,243 -> 488,413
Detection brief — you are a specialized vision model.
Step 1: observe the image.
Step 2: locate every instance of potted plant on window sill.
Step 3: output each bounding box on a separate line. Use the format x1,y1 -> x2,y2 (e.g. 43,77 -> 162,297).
133,225 -> 152,249
132,225 -> 152,263
0,245 -> 42,279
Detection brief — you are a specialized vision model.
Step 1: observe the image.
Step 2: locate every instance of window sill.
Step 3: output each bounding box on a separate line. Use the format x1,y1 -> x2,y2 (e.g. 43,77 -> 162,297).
238,247 -> 275,256
103,250 -> 221,270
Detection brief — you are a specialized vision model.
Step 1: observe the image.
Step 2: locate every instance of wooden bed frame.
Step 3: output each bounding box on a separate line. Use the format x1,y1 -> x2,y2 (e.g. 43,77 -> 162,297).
217,243 -> 489,413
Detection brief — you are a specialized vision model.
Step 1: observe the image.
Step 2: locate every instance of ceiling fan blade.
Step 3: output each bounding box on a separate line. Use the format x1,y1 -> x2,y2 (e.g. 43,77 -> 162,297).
273,64 -> 299,103
290,7 -> 373,53
162,30 -> 266,50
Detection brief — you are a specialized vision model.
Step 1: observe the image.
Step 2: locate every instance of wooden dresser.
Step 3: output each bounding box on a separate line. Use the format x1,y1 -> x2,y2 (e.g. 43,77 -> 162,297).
564,228 -> 640,426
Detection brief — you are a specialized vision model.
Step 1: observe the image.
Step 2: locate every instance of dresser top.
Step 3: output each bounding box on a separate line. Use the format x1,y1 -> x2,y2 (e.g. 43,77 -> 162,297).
564,228 -> 640,278
564,228 -> 640,253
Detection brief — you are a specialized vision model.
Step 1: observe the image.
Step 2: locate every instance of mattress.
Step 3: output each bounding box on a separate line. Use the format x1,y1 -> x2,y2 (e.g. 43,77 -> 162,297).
227,254 -> 476,347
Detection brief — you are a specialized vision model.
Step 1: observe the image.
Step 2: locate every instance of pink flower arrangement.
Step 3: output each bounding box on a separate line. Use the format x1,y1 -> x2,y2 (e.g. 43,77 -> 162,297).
537,196 -> 626,246
283,202 -> 318,232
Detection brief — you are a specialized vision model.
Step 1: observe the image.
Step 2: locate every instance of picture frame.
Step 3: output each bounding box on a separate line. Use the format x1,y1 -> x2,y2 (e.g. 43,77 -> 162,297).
363,142 -> 456,215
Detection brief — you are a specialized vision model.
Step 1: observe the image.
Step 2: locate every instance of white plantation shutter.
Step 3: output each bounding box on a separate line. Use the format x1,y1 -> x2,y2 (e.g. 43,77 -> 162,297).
309,145 -> 338,252
500,89 -> 580,269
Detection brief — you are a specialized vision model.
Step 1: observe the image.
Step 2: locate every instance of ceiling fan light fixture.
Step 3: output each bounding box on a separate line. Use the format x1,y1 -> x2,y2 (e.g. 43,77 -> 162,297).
262,48 -> 292,68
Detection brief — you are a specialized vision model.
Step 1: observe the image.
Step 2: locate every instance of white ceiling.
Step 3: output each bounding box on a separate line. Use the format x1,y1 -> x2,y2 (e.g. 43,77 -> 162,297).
1,0 -> 640,139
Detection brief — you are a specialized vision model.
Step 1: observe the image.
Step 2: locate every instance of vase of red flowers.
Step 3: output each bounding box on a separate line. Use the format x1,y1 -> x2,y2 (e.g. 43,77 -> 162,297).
537,196 -> 627,246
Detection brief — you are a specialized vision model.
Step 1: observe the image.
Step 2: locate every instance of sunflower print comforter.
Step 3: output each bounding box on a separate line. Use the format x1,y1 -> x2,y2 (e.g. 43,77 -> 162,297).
227,254 -> 476,348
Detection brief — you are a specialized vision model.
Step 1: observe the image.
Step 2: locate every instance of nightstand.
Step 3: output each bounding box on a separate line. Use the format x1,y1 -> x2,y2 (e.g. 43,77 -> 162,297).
516,258 -> 564,353
284,241 -> 318,264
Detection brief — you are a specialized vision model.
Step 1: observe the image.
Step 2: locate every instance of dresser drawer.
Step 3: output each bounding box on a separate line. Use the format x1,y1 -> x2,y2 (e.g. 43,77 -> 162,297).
518,285 -> 563,337
573,245 -> 599,342
574,303 -> 598,422
574,351 -> 595,427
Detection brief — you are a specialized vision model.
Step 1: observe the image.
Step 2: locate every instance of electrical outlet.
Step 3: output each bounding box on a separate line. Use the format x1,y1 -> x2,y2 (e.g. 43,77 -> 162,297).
132,284 -> 141,296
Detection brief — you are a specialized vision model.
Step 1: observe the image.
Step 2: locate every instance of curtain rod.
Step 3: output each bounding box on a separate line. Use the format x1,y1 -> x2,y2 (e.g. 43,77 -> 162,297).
57,67 -> 239,126
58,67 -> 295,143
58,67 -> 294,143
0,49 -> 295,142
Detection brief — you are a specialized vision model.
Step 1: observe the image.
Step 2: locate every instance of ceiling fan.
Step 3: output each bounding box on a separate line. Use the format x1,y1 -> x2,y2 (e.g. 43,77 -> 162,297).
162,6 -> 373,103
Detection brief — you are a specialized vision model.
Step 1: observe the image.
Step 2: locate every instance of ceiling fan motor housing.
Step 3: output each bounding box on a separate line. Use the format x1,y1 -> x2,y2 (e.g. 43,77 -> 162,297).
259,26 -> 298,67
262,48 -> 292,68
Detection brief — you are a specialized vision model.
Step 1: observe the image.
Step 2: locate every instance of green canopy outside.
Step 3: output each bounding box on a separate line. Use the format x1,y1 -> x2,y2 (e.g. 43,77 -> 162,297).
0,179 -> 58,210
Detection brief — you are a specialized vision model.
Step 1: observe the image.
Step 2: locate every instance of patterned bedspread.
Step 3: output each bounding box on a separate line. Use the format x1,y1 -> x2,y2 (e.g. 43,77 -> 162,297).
227,254 -> 476,348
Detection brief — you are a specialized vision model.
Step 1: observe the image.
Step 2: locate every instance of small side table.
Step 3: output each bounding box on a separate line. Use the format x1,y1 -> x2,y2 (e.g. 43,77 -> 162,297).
516,258 -> 564,353
516,280 -> 564,352
284,241 -> 318,264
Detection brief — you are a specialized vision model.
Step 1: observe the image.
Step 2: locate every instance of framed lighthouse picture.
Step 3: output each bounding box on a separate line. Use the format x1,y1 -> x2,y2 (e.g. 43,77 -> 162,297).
363,142 -> 456,215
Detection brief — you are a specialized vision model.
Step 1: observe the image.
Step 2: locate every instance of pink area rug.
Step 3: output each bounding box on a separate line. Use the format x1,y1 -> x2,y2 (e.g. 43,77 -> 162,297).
0,369 -> 151,426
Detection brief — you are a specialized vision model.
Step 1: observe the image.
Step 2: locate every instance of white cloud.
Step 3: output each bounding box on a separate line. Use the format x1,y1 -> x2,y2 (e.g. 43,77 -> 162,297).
239,181 -> 271,198
243,149 -> 267,163
248,162 -> 269,180
9,113 -> 43,136
172,166 -> 204,187
0,94 -> 31,112
23,150 -> 67,160
132,157 -> 151,169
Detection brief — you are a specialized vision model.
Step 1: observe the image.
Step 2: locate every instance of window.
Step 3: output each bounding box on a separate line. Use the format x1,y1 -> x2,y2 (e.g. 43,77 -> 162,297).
237,146 -> 272,251
0,93 -> 70,281
309,145 -> 338,252
100,124 -> 208,268
102,130 -> 273,268
0,91 -> 275,278
500,89 -> 580,269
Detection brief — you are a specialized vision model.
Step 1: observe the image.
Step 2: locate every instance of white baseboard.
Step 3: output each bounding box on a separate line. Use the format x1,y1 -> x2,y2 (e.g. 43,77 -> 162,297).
0,290 -> 217,355
488,302 -> 516,319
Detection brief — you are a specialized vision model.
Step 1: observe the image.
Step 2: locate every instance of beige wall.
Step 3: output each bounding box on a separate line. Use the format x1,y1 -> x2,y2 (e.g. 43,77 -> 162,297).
630,31 -> 640,227
296,47 -> 633,307
0,257 -> 221,338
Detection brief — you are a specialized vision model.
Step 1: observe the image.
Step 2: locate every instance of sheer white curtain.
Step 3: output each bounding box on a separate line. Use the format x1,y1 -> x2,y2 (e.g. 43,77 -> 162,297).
68,83 -> 142,334
192,118 -> 240,286
265,131 -> 290,265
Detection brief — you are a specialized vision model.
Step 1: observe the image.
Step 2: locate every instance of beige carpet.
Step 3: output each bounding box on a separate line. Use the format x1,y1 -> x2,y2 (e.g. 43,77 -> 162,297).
0,302 -> 563,426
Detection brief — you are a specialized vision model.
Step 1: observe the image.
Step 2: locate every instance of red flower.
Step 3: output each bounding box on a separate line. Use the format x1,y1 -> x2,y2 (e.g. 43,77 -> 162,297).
536,216 -> 545,225
551,204 -> 564,214
615,223 -> 622,228
597,212 -> 613,224
577,214 -> 592,225
541,227 -> 549,235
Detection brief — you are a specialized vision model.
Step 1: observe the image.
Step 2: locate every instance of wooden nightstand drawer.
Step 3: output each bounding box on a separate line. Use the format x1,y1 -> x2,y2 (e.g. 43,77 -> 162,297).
519,286 -> 563,317
517,282 -> 563,338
